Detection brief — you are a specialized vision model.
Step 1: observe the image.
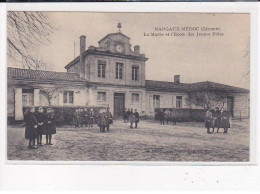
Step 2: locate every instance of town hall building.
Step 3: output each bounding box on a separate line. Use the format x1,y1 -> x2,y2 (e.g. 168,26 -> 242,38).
7,25 -> 250,121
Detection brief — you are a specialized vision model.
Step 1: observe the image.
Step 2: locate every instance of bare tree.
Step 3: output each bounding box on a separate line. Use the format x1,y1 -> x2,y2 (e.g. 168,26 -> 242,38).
186,91 -> 228,110
7,11 -> 54,69
39,87 -> 60,106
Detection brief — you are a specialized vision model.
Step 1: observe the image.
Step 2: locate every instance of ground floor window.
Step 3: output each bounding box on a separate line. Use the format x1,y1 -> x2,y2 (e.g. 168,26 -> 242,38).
176,96 -> 182,109
63,91 -> 74,104
132,93 -> 139,103
153,95 -> 160,109
22,89 -> 34,107
97,92 -> 106,102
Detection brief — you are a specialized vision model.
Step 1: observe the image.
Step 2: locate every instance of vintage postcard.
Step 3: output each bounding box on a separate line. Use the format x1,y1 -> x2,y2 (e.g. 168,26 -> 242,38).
6,11 -> 251,163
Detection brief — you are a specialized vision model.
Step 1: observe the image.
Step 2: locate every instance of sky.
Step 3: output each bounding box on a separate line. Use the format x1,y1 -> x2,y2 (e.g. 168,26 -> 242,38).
9,12 -> 250,89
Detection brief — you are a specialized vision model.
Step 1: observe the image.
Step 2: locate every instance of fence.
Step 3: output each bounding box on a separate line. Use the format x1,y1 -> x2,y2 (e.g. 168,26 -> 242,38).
155,108 -> 207,122
22,106 -> 106,126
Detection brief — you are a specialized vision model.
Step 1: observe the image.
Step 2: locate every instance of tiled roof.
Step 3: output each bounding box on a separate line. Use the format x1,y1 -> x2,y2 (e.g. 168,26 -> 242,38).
8,67 -> 85,82
189,81 -> 249,93
145,80 -> 191,92
145,80 -> 249,93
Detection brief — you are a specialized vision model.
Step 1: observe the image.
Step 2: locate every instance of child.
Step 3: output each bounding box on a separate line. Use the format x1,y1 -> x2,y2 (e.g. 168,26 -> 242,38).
35,106 -> 46,145
44,108 -> 56,145
24,107 -> 38,149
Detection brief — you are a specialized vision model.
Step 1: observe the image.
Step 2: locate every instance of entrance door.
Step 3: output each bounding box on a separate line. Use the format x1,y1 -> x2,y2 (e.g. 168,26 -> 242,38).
227,96 -> 234,117
114,93 -> 125,117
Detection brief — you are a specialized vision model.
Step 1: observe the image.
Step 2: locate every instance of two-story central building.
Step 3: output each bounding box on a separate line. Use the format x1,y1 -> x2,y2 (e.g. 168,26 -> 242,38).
7,25 -> 250,121
64,31 -> 147,117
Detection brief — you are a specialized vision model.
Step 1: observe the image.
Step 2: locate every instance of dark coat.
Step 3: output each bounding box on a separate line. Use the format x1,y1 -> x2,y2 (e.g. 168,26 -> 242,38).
24,111 -> 38,139
214,110 -> 222,128
35,112 -> 47,135
221,111 -> 230,128
134,112 -> 139,123
83,110 -> 89,124
73,112 -> 80,125
105,111 -> 113,125
205,110 -> 213,128
97,112 -> 110,127
158,110 -> 165,120
88,111 -> 94,124
43,113 -> 56,135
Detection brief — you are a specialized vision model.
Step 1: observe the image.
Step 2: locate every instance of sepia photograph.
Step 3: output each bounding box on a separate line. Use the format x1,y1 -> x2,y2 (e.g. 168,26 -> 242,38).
6,12 -> 250,162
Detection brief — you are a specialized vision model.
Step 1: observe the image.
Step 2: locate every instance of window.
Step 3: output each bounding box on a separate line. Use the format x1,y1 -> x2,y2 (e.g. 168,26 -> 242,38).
97,92 -> 106,102
176,96 -> 182,109
22,89 -> 34,107
153,95 -> 160,108
63,91 -> 74,104
132,66 -> 139,81
132,93 -> 139,103
98,60 -> 106,78
116,63 -> 123,79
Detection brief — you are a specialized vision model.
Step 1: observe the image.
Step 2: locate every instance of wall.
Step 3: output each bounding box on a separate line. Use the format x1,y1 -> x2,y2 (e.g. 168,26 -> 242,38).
145,91 -> 189,116
233,93 -> 249,118
85,54 -> 145,87
89,85 -> 146,116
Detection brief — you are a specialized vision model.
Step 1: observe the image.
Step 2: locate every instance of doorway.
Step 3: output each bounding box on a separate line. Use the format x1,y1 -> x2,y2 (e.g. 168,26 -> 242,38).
114,93 -> 125,117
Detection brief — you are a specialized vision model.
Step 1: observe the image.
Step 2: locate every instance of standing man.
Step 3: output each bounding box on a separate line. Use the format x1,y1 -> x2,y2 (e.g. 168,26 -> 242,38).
133,109 -> 139,128
83,107 -> 89,128
88,108 -> 94,128
126,108 -> 131,123
105,107 -> 113,132
158,109 -> 165,125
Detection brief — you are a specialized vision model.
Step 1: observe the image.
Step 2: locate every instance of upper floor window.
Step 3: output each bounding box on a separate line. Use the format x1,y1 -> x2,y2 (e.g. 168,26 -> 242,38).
97,92 -> 106,102
98,60 -> 106,78
63,91 -> 74,104
116,62 -> 123,80
132,66 -> 139,81
132,93 -> 139,103
176,96 -> 182,109
22,89 -> 34,107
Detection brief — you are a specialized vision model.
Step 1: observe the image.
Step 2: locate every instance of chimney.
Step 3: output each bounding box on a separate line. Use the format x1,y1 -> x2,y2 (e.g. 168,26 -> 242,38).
79,35 -> 86,78
134,45 -> 140,54
174,75 -> 180,84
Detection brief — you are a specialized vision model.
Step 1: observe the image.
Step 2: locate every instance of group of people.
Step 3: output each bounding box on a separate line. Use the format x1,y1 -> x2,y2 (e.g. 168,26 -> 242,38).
205,107 -> 231,134
123,108 -> 140,128
24,106 -> 56,149
96,107 -> 113,133
157,109 -> 177,125
73,108 -> 95,128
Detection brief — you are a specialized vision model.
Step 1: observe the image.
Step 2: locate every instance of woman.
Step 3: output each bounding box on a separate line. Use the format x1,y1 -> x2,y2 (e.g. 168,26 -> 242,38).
43,108 -> 56,145
24,107 -> 38,149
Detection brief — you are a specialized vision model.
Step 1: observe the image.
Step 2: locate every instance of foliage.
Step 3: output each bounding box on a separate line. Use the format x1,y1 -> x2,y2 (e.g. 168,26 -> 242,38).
185,91 -> 228,110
